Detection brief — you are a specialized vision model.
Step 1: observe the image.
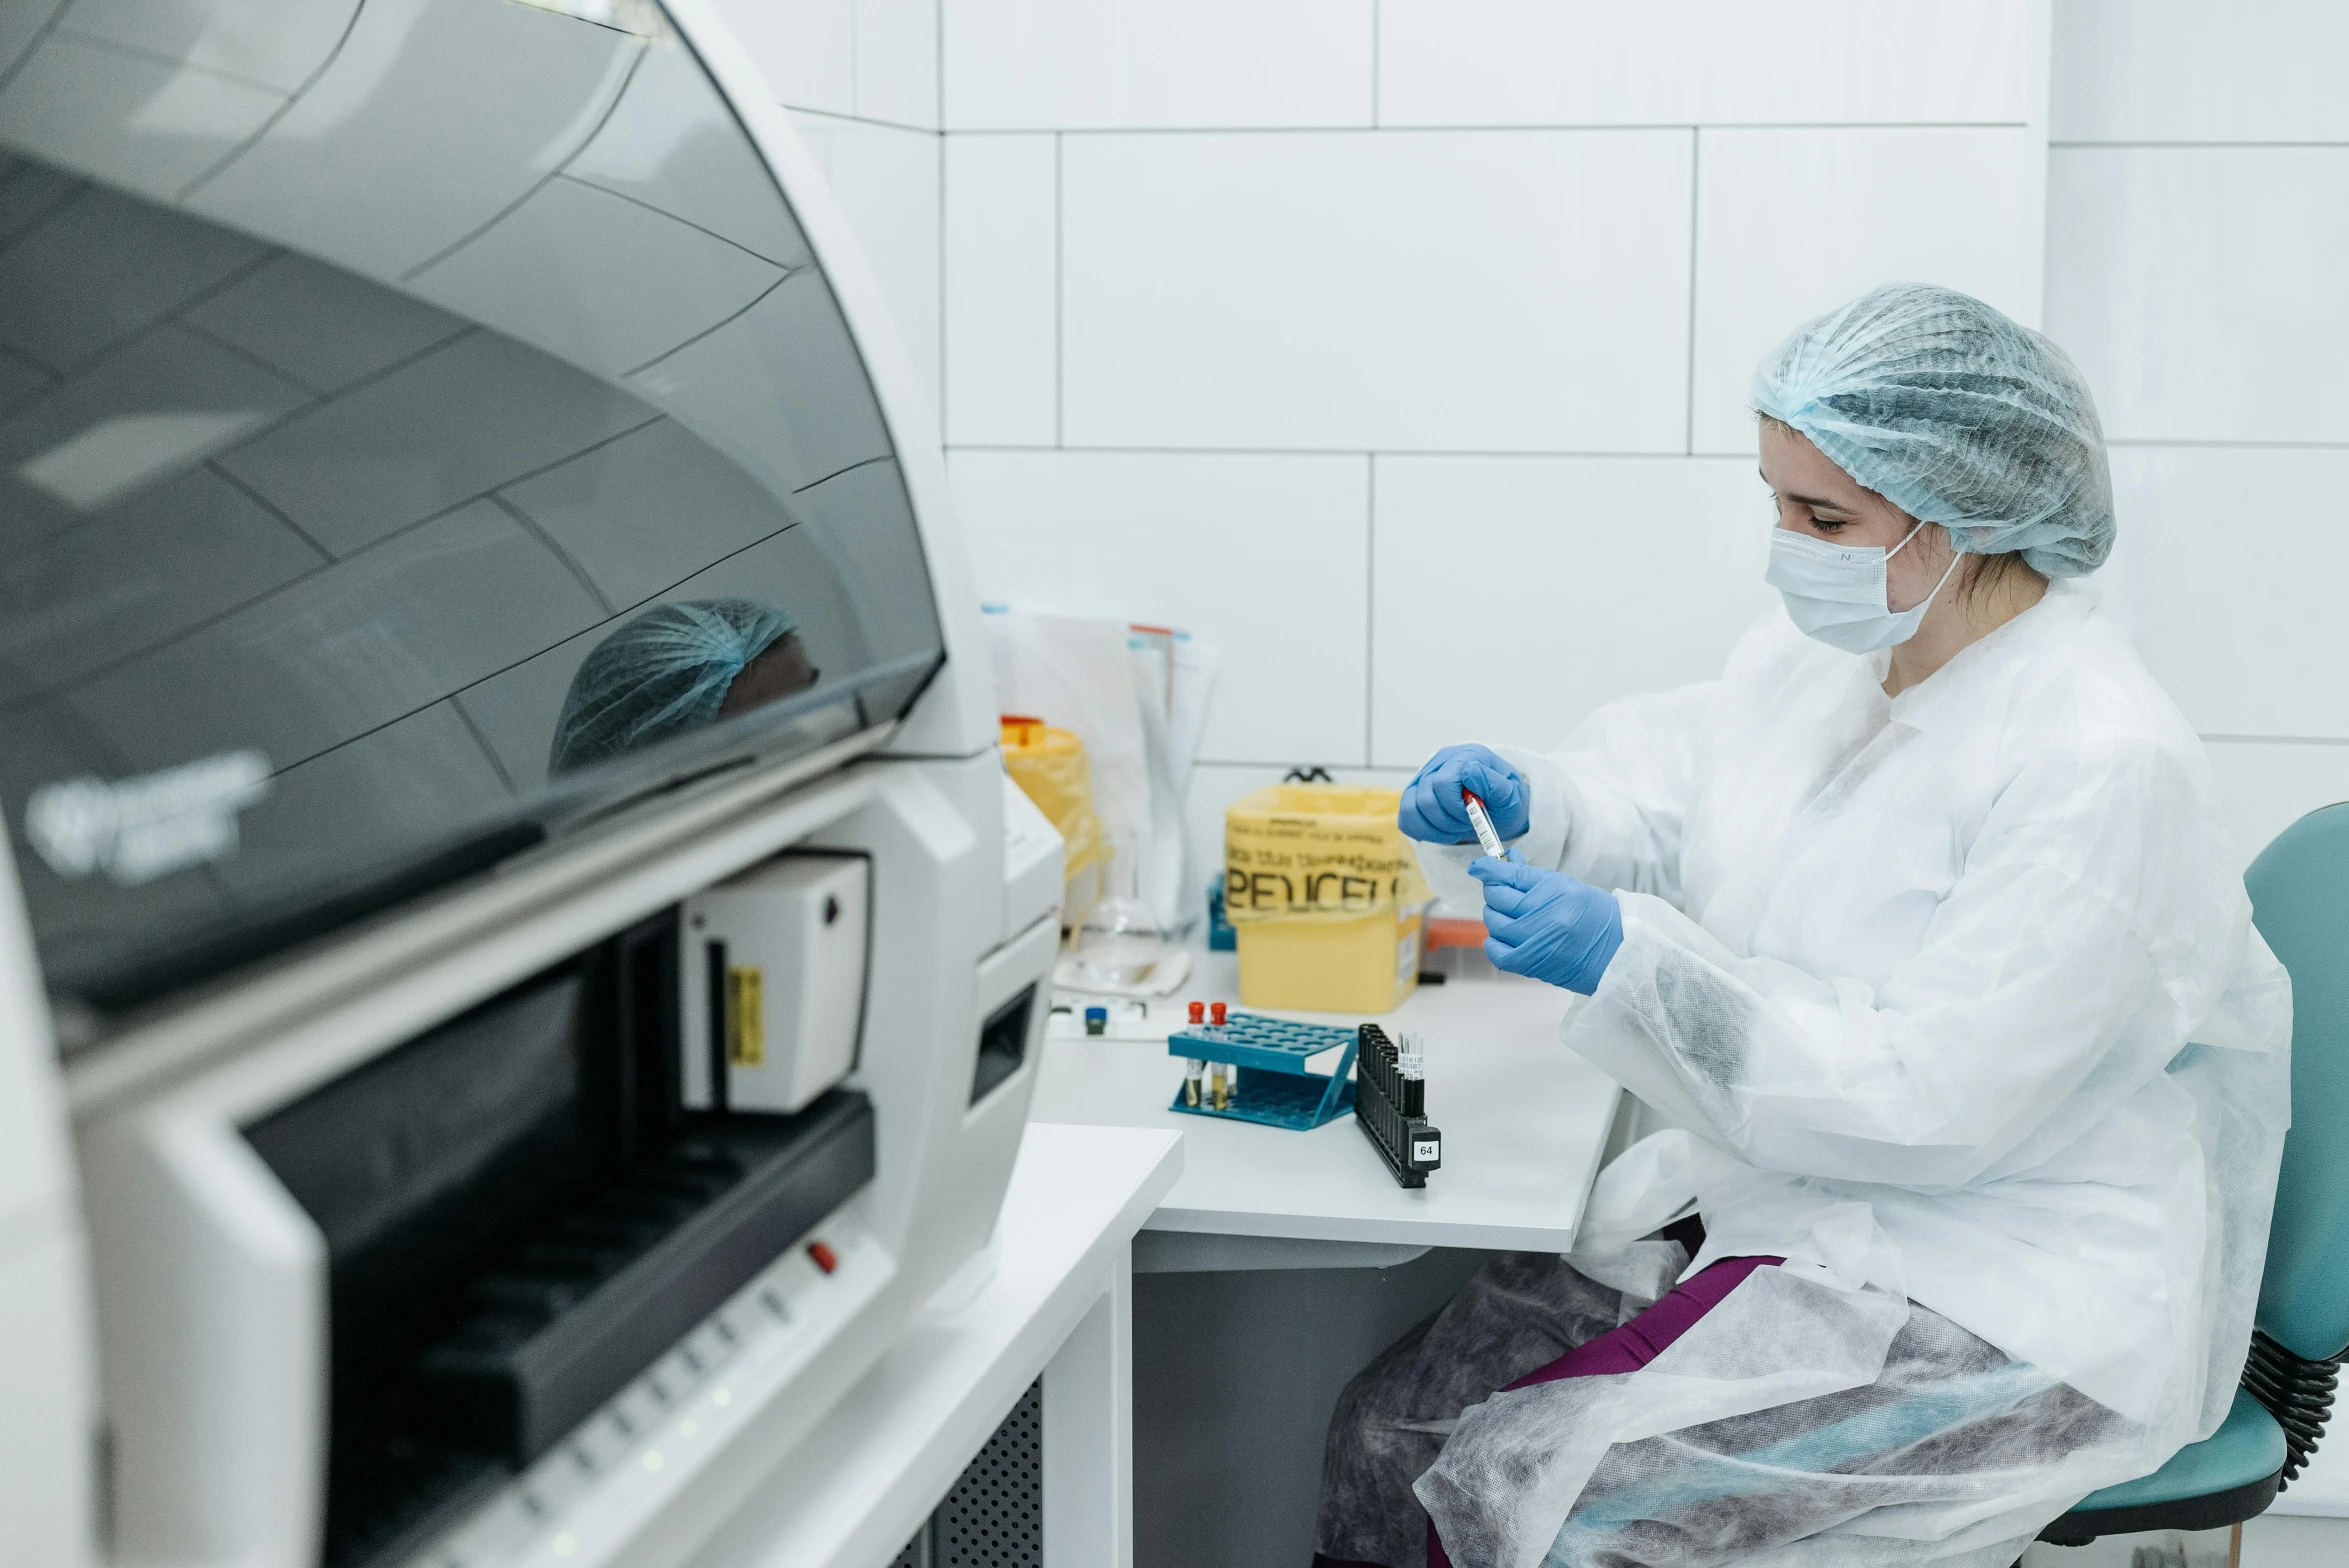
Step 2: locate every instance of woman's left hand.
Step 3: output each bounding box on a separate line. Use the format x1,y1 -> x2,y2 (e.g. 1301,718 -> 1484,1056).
1469,853 -> 1623,995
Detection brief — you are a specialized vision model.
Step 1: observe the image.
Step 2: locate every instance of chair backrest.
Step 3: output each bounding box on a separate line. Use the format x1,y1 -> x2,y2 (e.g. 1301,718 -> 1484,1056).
2244,802 -> 2349,1362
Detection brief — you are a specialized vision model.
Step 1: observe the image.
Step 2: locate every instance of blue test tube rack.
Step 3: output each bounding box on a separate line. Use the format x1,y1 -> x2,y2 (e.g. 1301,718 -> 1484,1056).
1166,1010 -> 1358,1131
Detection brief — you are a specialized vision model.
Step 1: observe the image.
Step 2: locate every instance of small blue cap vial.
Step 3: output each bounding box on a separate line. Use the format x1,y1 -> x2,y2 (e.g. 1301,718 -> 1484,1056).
1084,1006 -> 1108,1035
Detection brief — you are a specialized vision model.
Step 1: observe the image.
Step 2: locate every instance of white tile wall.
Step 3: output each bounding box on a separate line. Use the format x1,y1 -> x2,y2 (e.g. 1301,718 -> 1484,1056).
708,0 -> 854,119
701,0 -> 945,432
2264,1432 -> 2349,1530
1370,456 -> 1777,766
1378,0 -> 2034,128
949,449 -> 1370,765
736,4 -> 2349,934
943,134 -> 1056,445
2206,741 -> 2349,871
2041,0 -> 2349,887
732,2 -> 2061,812
942,0 -> 1374,131
853,0 -> 939,130
2241,1516 -> 2349,1566
2014,1525 -> 2238,1568
1059,129 -> 1693,453
2046,146 -> 2349,444
2052,0 -> 2349,143
789,109 -> 942,413
2096,447 -> 2349,740
1691,127 -> 2046,453
710,0 -> 938,128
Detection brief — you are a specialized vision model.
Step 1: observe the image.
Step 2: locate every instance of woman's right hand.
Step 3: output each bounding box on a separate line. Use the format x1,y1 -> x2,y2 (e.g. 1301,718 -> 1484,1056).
1398,745 -> 1529,844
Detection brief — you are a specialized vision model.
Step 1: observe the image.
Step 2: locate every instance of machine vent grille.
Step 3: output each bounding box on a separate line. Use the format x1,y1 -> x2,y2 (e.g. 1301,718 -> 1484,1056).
897,1379 -> 1042,1568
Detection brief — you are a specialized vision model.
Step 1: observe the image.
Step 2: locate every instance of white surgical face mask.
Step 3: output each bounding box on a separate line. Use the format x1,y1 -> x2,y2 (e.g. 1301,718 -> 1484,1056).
1766,521 -> 1963,653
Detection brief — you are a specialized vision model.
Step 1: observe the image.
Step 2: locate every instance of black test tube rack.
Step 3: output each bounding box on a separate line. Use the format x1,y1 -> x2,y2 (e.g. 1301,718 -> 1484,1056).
1353,1023 -> 1442,1189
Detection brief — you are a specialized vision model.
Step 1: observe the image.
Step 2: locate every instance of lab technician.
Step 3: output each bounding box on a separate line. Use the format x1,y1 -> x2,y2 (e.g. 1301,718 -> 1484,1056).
1313,283 -> 2292,1568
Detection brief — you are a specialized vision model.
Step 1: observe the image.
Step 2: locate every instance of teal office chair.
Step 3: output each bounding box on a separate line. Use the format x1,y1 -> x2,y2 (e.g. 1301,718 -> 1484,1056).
2035,803 -> 2349,1548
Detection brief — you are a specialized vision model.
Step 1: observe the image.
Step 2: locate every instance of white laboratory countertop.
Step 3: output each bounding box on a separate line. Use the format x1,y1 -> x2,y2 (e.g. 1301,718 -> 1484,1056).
1028,951 -> 1623,1254
687,1122 -> 1182,1568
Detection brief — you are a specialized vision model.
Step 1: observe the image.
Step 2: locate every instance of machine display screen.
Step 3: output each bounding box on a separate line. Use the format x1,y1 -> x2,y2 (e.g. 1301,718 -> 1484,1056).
0,7 -> 946,1025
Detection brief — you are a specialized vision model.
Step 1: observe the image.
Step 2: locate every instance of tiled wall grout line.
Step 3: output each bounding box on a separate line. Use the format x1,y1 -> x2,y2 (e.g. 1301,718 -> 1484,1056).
942,444 -> 1756,462
2201,736 -> 2349,748
932,120 -> 2027,137
2051,139 -> 2349,149
1685,126 -> 1700,456
932,0 -> 948,439
783,105 -> 942,137
2105,438 -> 2349,450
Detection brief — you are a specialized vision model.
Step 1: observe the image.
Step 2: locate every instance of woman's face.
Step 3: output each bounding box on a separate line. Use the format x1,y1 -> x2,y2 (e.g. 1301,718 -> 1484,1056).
717,632 -> 820,718
1759,419 -> 1954,614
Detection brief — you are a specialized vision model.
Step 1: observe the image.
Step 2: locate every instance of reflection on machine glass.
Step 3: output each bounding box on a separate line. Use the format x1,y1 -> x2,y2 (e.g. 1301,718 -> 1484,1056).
0,2 -> 943,1025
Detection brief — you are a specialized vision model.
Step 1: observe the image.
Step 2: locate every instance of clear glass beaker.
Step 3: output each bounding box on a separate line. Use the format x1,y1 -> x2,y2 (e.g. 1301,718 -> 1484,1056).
1075,840 -> 1165,987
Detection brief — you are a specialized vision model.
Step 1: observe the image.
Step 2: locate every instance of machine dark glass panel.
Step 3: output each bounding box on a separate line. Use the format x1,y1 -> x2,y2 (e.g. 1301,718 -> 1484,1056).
0,8 -> 945,1021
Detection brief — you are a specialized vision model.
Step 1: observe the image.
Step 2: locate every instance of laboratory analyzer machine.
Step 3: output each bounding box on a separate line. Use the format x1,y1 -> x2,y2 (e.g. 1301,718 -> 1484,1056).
0,3 -> 1060,1565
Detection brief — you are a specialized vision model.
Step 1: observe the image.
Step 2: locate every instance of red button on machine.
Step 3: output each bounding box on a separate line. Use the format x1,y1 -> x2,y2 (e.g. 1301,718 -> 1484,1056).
807,1240 -> 838,1275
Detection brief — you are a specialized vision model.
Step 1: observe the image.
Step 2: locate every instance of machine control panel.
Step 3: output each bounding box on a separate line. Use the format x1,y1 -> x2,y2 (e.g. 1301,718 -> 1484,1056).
400,1212 -> 889,1568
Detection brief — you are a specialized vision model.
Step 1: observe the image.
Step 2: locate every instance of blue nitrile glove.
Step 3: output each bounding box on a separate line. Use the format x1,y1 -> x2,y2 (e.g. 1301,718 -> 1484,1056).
1398,744 -> 1529,844
1469,851 -> 1623,995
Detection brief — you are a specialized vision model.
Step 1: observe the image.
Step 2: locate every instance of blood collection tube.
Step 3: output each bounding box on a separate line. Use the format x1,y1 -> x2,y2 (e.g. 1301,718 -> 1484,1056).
1461,789 -> 1507,859
1210,1062 -> 1229,1111
1210,1001 -> 1227,1026
1188,1000 -> 1205,1026
1184,1059 -> 1204,1106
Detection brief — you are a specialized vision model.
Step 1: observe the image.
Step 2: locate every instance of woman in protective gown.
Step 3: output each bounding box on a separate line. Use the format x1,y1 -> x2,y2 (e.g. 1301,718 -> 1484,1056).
1313,283 -> 2292,1568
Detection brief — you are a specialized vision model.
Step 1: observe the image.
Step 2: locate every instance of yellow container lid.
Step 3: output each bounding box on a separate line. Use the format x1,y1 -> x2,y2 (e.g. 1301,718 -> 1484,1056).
1001,714 -> 1082,756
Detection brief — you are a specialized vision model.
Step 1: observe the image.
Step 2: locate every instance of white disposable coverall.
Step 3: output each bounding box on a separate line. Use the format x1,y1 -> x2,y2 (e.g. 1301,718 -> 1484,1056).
1414,580 -> 2291,1566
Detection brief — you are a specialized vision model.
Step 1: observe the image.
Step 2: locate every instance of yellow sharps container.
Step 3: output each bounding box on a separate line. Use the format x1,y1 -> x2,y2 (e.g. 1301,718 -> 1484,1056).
1000,715 -> 1111,886
1223,784 -> 1431,1014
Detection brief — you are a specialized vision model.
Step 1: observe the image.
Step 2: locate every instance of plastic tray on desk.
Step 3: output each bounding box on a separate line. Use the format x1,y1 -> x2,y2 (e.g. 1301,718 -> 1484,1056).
1166,1012 -> 1358,1131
